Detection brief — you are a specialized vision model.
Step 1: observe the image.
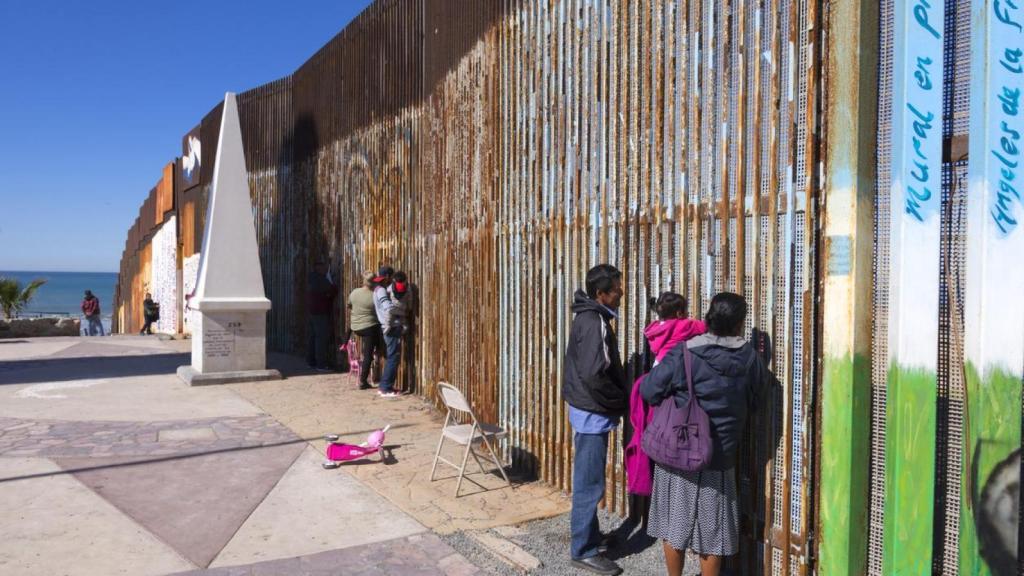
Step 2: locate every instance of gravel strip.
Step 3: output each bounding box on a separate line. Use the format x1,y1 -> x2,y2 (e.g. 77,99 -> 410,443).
441,509 -> 700,575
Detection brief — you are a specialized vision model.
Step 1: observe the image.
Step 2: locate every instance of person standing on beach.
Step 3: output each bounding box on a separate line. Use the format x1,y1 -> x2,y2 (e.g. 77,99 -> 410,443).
81,290 -> 104,336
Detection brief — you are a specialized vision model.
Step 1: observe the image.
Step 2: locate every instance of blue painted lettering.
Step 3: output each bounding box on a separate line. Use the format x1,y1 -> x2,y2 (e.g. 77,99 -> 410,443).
995,0 -> 1024,33
1002,135 -> 1020,156
1002,47 -> 1024,74
1004,120 -> 1022,140
908,103 -> 935,137
1000,87 -> 1021,116
911,159 -> 931,183
1002,179 -> 1021,200
913,133 -> 928,159
906,186 -> 932,222
994,149 -> 1020,170
914,56 -> 934,90
993,180 -> 1020,235
913,1 -> 942,39
991,99 -> 1023,234
992,205 -> 1018,235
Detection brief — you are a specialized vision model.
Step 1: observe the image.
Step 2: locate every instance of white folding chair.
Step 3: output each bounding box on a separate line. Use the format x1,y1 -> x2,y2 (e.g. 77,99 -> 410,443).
430,382 -> 512,497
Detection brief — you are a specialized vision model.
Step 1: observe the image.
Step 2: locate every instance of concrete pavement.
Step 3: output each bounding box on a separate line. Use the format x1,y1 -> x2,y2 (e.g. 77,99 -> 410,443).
0,336 -> 488,575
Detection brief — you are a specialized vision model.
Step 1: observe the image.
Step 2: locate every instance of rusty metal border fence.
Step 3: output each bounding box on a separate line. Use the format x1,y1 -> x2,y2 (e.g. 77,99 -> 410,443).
114,1 -> 829,571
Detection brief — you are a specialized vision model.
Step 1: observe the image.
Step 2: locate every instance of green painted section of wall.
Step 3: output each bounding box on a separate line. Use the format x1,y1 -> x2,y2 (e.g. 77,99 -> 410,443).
960,363 -> 1022,575
883,365 -> 936,574
819,353 -> 872,575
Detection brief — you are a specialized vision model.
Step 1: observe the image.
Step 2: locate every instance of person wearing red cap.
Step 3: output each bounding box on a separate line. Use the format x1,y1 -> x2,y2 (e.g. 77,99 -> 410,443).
388,271 -> 410,335
373,266 -> 400,397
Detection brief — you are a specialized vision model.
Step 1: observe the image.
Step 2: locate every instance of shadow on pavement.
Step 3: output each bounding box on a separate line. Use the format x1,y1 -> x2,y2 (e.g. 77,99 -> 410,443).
0,423 -> 415,485
0,350 -> 327,386
606,517 -> 657,562
0,437 -> 312,484
0,352 -> 191,386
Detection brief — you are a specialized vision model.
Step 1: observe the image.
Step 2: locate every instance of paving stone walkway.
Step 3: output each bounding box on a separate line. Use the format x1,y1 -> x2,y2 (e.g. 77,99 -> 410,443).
0,336 -> 486,575
171,534 -> 480,576
0,415 -> 300,458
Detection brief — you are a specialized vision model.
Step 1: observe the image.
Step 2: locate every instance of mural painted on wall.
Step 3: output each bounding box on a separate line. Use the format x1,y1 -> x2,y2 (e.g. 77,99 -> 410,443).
151,216 -> 177,334
182,125 -> 202,189
963,0 -> 1024,574
973,447 -> 1021,574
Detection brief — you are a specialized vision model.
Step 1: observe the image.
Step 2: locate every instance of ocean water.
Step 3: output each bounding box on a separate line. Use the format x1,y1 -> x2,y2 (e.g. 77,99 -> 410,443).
0,271 -> 117,333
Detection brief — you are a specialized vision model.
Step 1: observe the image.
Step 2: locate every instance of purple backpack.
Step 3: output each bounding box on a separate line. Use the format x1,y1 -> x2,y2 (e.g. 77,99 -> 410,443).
641,345 -> 714,472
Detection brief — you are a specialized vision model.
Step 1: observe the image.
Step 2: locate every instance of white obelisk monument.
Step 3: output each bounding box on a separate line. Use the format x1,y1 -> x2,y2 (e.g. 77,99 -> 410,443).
177,93 -> 282,386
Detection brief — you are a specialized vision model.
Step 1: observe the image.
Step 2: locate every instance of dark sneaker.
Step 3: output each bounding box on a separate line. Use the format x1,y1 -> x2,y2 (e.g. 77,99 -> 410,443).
570,555 -> 622,576
358,382 -> 372,390
597,534 -> 616,554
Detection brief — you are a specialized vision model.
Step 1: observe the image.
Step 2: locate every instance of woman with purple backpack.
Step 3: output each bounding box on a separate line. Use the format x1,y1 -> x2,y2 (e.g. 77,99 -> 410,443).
640,292 -> 773,576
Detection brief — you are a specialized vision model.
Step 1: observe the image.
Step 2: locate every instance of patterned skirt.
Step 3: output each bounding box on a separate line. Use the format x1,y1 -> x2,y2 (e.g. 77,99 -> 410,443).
647,463 -> 739,556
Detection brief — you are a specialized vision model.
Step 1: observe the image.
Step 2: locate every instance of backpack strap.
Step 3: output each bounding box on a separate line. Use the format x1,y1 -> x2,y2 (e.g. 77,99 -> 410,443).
683,345 -> 695,401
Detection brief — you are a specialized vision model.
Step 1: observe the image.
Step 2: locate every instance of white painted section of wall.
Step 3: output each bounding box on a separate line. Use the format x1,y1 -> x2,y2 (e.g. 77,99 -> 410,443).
182,253 -> 200,335
889,0 -> 945,371
151,216 -> 178,334
965,0 -> 1024,372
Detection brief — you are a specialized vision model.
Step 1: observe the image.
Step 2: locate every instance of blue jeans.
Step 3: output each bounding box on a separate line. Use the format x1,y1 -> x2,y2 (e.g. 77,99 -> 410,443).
571,431 -> 609,559
380,332 -> 402,392
85,315 -> 104,336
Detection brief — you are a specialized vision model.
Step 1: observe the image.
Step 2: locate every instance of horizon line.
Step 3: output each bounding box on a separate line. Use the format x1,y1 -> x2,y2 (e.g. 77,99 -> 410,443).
0,269 -> 119,275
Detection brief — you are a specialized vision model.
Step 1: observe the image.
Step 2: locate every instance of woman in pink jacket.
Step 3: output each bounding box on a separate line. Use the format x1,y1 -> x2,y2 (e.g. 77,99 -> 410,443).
625,292 -> 706,497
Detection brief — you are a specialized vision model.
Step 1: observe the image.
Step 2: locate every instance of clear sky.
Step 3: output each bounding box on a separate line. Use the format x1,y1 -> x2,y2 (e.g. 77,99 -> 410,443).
0,1 -> 373,273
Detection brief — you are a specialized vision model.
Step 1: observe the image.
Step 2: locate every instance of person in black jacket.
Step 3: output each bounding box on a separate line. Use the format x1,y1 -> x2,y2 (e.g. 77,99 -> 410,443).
140,292 -> 159,335
641,292 -> 774,576
563,264 -> 626,576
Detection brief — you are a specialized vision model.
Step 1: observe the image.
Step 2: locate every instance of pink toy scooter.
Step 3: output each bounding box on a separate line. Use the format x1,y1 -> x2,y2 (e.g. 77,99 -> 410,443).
322,425 -> 390,469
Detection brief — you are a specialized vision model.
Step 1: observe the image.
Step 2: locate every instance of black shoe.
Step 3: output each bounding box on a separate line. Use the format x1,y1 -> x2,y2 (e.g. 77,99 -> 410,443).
597,534 -> 616,554
570,554 -> 622,576
359,382 -> 372,390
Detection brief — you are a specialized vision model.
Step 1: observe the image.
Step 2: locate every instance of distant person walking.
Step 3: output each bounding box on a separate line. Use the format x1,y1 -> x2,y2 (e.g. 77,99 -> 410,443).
373,265 -> 400,397
81,290 -> 104,336
348,270 -> 383,390
562,264 -> 627,576
306,260 -> 337,372
140,292 -> 160,335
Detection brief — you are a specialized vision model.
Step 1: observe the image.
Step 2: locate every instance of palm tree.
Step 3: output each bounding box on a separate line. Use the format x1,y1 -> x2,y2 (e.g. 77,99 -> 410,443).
0,277 -> 47,320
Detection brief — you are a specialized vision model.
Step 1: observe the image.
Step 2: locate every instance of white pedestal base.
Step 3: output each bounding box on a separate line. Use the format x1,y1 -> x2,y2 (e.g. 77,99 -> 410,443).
177,309 -> 281,386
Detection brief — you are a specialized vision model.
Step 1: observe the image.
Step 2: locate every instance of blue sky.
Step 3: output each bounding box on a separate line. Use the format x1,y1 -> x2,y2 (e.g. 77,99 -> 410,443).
0,1 -> 372,273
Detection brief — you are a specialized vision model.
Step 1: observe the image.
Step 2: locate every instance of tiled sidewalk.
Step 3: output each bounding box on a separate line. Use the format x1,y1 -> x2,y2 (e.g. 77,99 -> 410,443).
0,336 -> 486,576
171,533 -> 480,576
0,414 -> 299,458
